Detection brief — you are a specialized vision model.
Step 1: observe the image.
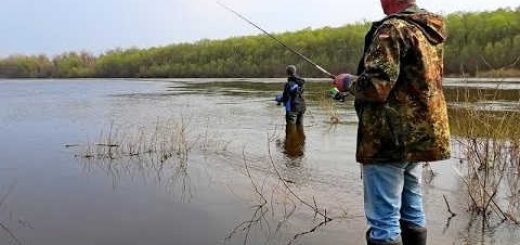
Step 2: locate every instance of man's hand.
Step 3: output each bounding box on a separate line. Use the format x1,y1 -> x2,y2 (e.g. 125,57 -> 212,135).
329,87 -> 347,102
275,94 -> 283,105
333,73 -> 355,92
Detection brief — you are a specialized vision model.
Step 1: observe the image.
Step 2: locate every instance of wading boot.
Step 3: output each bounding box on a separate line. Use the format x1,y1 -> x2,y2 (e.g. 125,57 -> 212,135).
366,230 -> 403,245
400,221 -> 427,245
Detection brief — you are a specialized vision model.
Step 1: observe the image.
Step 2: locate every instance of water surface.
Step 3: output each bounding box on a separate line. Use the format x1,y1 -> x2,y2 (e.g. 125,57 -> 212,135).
0,78 -> 519,245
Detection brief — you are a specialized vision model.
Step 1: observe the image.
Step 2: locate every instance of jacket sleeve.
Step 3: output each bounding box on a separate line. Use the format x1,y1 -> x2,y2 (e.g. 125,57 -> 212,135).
281,83 -> 290,104
351,24 -> 402,103
287,81 -> 300,95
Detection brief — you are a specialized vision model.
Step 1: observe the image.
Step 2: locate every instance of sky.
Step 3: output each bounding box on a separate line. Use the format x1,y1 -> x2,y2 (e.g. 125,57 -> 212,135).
0,0 -> 518,57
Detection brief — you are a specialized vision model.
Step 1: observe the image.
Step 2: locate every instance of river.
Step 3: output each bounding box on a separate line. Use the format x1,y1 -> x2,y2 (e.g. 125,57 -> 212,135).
0,78 -> 519,245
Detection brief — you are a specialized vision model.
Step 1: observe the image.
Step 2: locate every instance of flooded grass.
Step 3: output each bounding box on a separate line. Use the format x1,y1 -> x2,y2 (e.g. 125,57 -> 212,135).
446,86 -> 520,104
73,115 -> 237,202
451,88 -> 520,227
78,118 -> 195,163
317,93 -> 342,124
76,115 -> 356,245
76,117 -> 235,167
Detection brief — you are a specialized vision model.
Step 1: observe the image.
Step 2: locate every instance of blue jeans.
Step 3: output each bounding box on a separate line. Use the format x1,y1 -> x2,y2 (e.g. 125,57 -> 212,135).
363,163 -> 426,244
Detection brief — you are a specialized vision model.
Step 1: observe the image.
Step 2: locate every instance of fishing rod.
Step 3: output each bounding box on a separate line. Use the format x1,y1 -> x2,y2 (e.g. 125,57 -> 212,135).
217,1 -> 336,79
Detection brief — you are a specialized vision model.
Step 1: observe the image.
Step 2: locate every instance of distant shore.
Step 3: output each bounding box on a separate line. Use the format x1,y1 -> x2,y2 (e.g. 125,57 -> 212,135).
2,77 -> 520,83
1,8 -> 518,79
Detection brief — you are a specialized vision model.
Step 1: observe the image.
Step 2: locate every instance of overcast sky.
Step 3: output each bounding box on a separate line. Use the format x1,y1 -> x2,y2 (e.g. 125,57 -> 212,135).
0,0 -> 518,57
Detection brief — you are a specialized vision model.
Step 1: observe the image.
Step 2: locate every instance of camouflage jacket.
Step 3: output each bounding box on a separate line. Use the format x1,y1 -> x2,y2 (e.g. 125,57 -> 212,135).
351,5 -> 451,164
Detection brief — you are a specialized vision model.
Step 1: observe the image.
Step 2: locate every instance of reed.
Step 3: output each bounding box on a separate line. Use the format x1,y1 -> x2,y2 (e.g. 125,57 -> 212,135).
316,92 -> 341,124
77,118 -> 196,163
451,85 -> 520,225
73,116 -> 239,202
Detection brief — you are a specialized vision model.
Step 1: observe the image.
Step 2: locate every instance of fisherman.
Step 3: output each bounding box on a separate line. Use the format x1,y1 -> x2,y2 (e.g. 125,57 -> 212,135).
276,65 -> 306,125
333,0 -> 451,244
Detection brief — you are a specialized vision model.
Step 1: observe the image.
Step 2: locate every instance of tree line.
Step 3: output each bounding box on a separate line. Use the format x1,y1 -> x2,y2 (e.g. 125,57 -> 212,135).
1,7 -> 519,78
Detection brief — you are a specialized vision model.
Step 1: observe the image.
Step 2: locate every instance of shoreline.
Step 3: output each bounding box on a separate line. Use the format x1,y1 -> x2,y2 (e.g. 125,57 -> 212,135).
2,77 -> 520,83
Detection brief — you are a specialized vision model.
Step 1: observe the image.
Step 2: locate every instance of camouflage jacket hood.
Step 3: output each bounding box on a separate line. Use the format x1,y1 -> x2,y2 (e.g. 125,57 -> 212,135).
395,5 -> 447,45
351,5 -> 451,164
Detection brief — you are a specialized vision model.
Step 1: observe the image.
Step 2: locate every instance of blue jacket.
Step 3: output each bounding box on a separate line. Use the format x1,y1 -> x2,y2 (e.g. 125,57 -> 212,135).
280,76 -> 306,113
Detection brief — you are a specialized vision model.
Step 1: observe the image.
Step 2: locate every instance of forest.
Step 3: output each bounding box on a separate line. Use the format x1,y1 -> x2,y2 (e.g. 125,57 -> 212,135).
0,7 -> 519,78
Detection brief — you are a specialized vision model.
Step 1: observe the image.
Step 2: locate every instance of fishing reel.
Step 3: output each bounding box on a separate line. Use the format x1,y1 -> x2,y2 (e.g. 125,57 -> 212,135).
328,87 -> 347,102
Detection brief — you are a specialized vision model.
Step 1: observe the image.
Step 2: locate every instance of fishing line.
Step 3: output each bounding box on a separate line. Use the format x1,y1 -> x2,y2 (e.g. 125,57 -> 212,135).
217,1 -> 335,79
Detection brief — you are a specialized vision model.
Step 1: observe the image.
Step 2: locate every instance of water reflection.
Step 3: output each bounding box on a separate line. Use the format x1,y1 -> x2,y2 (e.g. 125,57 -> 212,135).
272,124 -> 312,186
78,146 -> 195,203
282,124 -> 306,164
0,183 -> 26,245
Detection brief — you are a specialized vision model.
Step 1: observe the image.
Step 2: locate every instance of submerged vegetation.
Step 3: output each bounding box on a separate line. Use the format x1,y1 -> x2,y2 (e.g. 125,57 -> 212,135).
75,118 -> 354,245
449,85 -> 520,228
76,117 -> 231,163
1,7 -> 519,78
74,117 -> 233,201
